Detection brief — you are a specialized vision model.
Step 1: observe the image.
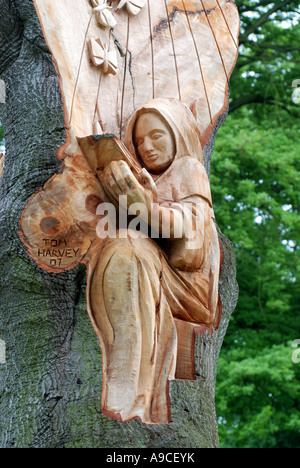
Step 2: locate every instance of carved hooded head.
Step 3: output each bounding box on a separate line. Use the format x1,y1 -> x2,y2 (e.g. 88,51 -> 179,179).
125,98 -> 204,174
125,97 -> 213,212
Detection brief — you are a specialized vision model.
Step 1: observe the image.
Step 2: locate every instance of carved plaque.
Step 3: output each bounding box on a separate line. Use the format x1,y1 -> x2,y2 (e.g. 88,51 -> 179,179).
19,0 -> 239,424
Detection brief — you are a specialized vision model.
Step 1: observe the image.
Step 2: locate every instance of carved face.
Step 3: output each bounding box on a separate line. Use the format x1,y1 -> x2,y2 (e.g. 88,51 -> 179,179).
134,112 -> 176,174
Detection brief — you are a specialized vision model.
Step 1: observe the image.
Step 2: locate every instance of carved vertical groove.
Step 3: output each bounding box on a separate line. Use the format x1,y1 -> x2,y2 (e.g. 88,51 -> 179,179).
120,16 -> 130,137
216,0 -> 239,49
199,0 -> 229,82
69,13 -> 93,126
181,0 -> 213,123
147,0 -> 155,99
163,0 -> 181,100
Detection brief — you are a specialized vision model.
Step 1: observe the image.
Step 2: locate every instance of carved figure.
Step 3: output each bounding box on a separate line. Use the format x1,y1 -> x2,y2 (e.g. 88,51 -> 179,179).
19,0 -> 240,425
86,98 -> 221,424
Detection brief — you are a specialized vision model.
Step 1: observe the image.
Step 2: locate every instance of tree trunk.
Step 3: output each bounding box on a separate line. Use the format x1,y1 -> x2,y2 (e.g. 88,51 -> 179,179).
0,0 -> 238,448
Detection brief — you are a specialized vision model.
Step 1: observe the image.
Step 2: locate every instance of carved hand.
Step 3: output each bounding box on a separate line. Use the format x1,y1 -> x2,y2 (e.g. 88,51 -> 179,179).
100,160 -> 157,218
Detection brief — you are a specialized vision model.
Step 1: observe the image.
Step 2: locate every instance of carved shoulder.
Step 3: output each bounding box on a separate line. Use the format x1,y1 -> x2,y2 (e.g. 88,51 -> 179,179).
158,156 -> 213,207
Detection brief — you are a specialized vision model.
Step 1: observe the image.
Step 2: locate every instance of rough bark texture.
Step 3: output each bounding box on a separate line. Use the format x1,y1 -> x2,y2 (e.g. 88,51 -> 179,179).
0,0 -> 238,448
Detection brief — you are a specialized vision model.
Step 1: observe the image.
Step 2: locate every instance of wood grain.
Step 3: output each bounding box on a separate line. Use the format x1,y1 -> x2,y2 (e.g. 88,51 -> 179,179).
33,0 -> 239,145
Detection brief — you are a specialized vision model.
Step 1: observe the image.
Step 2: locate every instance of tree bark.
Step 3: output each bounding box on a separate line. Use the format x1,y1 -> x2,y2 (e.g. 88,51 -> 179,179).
0,0 -> 238,448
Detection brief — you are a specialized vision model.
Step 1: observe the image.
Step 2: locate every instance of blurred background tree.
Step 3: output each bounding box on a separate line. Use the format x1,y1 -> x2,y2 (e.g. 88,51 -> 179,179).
213,0 -> 300,448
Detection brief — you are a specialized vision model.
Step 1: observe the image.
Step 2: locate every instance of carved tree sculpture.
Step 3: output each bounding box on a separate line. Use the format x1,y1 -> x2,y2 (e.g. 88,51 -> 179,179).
19,0 -> 239,425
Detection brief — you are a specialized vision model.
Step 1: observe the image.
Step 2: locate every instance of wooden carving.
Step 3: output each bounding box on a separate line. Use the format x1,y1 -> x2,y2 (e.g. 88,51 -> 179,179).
19,0 -> 239,424
91,0 -> 118,28
89,38 -> 119,75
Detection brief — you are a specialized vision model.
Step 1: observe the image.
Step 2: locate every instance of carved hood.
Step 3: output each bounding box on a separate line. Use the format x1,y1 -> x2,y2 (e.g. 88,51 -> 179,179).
124,98 -> 213,208
125,98 -> 204,165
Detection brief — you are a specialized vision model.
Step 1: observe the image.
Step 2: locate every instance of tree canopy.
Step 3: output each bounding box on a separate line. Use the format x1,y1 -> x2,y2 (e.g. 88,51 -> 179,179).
213,113 -> 300,448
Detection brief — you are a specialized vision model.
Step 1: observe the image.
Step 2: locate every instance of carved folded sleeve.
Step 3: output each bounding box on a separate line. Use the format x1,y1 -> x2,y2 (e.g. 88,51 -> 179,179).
85,99 -> 221,424
156,157 -> 214,272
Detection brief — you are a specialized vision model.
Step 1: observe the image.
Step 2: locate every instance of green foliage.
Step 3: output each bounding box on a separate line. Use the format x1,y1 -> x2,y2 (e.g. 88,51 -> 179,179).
213,0 -> 300,447
213,110 -> 300,447
217,343 -> 300,448
230,0 -> 300,117
0,123 -> 4,156
213,114 -> 300,446
212,111 -> 299,335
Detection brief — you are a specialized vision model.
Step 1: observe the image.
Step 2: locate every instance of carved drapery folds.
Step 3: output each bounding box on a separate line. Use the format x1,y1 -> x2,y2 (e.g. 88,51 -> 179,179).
19,0 -> 239,424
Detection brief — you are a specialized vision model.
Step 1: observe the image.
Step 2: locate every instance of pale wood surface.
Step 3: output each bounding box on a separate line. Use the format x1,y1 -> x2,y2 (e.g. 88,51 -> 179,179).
1,0 -> 240,446
33,0 -> 239,145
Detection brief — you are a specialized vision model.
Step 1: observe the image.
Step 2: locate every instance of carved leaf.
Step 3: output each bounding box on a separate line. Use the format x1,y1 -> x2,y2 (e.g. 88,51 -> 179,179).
19,138 -> 107,273
19,0 -> 239,425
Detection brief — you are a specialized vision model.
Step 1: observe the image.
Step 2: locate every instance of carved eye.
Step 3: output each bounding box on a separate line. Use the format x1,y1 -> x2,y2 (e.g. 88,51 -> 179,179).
151,132 -> 163,141
136,138 -> 144,147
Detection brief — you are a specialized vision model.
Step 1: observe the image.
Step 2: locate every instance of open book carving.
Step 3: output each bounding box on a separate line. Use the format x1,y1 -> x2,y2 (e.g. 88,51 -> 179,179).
19,0 -> 239,424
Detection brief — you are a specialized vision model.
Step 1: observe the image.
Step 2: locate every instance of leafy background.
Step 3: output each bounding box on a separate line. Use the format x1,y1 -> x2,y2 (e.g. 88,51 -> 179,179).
212,0 -> 300,448
0,0 -> 299,449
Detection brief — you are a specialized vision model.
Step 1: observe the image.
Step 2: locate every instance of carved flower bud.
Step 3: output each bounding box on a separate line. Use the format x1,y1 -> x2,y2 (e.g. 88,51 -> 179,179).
91,0 -> 117,28
89,38 -> 119,75
116,0 -> 146,17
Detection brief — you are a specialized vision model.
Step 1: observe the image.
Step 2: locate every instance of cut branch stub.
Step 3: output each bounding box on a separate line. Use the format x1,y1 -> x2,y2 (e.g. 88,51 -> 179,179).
19,142 -> 106,273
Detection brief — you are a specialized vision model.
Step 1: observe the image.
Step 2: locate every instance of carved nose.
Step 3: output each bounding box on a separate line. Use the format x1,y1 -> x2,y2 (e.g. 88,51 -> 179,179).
143,136 -> 154,152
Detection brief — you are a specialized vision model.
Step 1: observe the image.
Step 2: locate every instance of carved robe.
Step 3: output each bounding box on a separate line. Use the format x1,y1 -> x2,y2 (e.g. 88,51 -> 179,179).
86,99 -> 221,424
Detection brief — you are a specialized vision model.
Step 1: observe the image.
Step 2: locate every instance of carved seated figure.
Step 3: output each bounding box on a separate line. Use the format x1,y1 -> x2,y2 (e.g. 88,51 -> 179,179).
87,98 -> 221,424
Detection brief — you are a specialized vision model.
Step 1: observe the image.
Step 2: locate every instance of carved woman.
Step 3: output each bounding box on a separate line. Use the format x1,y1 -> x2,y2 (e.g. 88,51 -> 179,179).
86,98 -> 221,424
